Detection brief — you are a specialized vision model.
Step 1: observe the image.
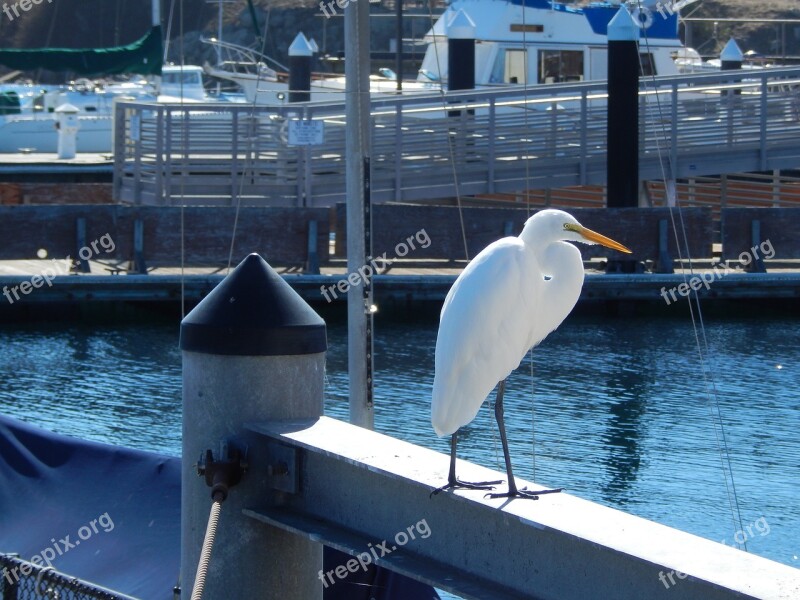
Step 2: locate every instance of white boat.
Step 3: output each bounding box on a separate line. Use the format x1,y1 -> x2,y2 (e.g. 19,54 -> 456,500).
0,66 -> 240,154
204,0 -> 706,105
419,0 -> 694,85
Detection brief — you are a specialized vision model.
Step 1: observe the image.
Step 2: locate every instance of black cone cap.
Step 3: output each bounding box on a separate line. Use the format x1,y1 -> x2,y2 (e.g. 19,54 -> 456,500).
180,254 -> 327,356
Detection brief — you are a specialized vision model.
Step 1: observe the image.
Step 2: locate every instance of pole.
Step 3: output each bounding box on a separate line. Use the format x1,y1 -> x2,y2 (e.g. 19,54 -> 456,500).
447,9 -> 476,92
396,0 -> 403,92
345,0 -> 374,429
152,0 -> 161,28
606,6 -> 640,208
217,0 -> 223,65
720,38 -> 743,97
289,33 -> 314,103
180,254 -> 326,599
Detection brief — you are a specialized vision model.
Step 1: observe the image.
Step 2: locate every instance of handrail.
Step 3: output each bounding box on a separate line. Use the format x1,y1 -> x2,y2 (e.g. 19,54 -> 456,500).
113,66 -> 800,207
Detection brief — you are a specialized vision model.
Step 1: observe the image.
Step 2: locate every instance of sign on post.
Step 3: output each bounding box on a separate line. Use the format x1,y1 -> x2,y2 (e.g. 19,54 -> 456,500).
288,119 -> 324,146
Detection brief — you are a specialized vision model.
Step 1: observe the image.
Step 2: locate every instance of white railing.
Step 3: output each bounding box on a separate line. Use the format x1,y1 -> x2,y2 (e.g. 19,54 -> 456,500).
113,67 -> 800,206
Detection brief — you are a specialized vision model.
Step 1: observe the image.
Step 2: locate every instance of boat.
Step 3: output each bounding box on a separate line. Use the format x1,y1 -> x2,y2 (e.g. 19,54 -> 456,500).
419,0 -> 694,84
0,65 -> 246,154
204,0 -> 708,105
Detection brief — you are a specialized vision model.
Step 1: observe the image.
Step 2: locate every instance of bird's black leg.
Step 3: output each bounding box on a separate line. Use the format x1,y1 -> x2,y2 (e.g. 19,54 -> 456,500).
486,379 -> 563,501
430,431 -> 502,497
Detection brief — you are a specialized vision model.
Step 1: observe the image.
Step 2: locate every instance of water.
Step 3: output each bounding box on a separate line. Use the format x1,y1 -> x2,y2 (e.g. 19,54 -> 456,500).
0,314 -> 798,573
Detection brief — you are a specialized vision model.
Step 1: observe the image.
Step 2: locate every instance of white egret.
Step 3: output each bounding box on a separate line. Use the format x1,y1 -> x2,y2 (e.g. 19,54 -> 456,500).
431,209 -> 632,499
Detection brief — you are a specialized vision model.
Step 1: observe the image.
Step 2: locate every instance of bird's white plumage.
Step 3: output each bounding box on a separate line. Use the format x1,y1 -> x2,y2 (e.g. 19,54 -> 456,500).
431,210 -> 588,437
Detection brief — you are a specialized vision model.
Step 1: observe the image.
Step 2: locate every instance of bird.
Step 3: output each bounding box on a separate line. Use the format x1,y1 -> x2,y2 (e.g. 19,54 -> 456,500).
431,209 -> 632,499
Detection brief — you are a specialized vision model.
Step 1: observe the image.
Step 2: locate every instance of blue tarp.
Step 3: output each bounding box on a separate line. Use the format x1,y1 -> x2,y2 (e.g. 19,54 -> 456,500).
0,414 -> 438,599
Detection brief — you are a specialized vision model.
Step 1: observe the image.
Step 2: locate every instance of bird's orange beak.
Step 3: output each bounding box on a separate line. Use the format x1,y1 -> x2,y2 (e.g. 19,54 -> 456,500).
577,226 -> 632,254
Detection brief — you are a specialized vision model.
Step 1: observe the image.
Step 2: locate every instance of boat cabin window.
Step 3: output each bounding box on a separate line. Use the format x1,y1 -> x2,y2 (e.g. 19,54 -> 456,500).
162,72 -> 202,86
490,49 -> 529,85
538,50 -> 584,84
639,53 -> 656,76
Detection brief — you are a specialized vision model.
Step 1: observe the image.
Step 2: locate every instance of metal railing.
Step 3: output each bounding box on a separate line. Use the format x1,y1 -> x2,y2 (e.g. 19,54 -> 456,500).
113,67 -> 800,206
0,554 -> 138,600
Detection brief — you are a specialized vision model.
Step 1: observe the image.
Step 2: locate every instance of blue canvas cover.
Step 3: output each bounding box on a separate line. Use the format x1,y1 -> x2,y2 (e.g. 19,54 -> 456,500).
0,414 -> 438,599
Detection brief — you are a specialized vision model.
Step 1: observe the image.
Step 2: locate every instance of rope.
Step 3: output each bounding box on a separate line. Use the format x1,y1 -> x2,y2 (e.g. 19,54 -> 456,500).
633,0 -> 746,549
190,495 -> 224,600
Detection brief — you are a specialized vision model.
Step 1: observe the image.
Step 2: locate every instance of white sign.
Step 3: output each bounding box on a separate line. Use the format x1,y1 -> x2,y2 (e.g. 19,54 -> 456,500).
288,119 -> 324,146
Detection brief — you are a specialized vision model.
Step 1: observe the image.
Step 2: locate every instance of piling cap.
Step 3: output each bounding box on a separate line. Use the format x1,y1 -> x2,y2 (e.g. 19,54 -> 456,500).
54,103 -> 80,114
180,253 -> 326,356
447,9 -> 476,40
289,32 -> 315,57
720,38 -> 744,62
607,6 -> 639,42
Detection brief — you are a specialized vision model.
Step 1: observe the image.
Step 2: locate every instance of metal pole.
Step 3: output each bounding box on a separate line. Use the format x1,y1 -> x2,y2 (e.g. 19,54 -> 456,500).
606,6 -> 640,208
217,0 -> 223,65
289,33 -> 313,103
396,0 -> 403,92
345,0 -> 374,429
180,254 -> 326,599
152,0 -> 160,28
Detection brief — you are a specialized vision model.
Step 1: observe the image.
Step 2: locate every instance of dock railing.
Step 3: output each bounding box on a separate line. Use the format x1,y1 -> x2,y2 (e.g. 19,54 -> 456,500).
176,253 -> 800,600
113,66 -> 800,207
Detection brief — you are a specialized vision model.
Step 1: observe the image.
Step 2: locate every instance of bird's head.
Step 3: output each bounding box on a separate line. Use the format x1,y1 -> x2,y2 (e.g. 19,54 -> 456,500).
520,209 -> 632,254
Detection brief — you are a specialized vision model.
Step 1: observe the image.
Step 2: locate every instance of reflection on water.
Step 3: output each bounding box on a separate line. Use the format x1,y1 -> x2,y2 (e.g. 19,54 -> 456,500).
0,315 -> 797,569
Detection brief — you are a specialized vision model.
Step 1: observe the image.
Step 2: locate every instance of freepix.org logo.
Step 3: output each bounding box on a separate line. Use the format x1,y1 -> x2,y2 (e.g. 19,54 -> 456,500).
2,0 -> 56,23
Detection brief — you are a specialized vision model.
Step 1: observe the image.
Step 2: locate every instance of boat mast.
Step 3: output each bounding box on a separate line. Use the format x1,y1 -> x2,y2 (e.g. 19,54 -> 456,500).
346,0 -> 375,429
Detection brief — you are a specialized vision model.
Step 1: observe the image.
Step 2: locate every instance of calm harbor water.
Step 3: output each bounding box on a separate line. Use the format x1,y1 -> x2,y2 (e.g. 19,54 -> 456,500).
0,312 -> 798,572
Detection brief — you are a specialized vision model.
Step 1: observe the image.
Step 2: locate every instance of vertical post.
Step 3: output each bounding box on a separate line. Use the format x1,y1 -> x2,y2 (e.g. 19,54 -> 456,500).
606,6 -> 639,208
152,0 -> 161,27
395,0 -> 403,92
447,9 -> 476,165
132,218 -> 147,274
720,38 -> 743,97
75,217 -> 90,273
289,33 -> 314,103
180,253 -> 326,599
345,0 -> 374,429
447,9 -> 476,93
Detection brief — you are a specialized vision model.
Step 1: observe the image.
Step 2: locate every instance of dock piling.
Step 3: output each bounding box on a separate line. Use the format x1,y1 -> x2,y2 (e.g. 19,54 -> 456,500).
179,253 -> 327,599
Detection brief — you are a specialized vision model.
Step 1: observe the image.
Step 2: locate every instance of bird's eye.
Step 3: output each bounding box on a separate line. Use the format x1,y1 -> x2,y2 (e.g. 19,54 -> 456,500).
563,223 -> 570,230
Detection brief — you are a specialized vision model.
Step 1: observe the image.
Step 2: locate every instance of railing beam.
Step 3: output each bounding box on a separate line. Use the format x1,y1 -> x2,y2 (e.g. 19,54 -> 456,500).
245,416 -> 800,600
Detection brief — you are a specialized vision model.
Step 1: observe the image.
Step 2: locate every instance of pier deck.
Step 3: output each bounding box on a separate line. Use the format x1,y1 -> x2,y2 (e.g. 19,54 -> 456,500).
0,259 -> 797,308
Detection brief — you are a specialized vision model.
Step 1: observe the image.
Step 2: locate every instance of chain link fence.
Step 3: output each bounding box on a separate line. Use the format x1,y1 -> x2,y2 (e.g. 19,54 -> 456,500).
0,554 -> 138,600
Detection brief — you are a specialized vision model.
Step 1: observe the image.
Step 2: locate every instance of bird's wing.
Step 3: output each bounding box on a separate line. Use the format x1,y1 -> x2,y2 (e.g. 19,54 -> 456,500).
432,238 -> 542,436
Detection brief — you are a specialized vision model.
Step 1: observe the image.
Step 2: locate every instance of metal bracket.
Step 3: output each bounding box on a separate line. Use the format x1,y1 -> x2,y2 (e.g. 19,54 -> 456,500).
197,439 -> 248,501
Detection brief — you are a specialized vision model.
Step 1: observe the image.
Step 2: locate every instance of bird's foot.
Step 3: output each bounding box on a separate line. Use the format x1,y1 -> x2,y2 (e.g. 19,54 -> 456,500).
430,478 -> 503,498
485,487 -> 563,501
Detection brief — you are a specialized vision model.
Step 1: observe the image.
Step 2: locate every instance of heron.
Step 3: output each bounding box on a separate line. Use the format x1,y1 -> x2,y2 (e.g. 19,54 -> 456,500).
431,209 -> 632,499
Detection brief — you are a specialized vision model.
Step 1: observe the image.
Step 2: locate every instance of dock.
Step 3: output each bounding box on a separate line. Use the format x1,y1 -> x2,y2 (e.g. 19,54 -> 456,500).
0,262 -> 798,310
0,202 -> 798,311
